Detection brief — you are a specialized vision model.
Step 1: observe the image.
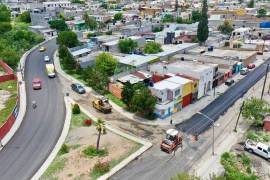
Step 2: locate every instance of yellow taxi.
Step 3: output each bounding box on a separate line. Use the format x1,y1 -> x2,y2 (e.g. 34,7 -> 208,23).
39,46 -> 46,52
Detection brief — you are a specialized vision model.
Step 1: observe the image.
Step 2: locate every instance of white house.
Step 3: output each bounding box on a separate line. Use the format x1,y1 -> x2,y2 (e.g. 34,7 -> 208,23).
150,61 -> 214,99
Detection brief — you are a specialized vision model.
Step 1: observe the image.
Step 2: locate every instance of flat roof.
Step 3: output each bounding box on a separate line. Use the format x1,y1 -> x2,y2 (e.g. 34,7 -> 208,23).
118,74 -> 143,84
173,54 -> 238,66
153,80 -> 180,90
103,36 -> 142,46
204,49 -> 256,59
43,1 -> 71,4
167,61 -> 213,73
71,48 -> 91,57
166,76 -> 192,85
118,54 -> 159,67
152,43 -> 198,57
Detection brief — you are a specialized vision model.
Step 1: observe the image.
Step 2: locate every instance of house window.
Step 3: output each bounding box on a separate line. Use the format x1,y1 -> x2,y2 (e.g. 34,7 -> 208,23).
175,89 -> 180,96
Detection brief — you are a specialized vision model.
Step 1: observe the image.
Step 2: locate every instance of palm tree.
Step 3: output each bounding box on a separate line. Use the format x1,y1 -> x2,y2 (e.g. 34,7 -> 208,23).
95,118 -> 106,152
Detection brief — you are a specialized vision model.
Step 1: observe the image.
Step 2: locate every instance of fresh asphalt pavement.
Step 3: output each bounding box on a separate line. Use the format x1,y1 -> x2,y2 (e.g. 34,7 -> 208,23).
112,59 -> 270,180
176,58 -> 270,135
0,39 -> 65,179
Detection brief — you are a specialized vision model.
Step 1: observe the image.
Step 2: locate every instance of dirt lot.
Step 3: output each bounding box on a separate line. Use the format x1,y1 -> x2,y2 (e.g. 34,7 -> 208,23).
59,76 -> 166,144
42,113 -> 141,180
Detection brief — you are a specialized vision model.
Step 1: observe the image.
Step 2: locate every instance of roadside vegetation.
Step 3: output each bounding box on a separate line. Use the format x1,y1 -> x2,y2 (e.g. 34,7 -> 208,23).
0,80 -> 17,126
0,4 -> 43,69
172,152 -> 257,180
241,97 -> 270,143
42,104 -> 141,179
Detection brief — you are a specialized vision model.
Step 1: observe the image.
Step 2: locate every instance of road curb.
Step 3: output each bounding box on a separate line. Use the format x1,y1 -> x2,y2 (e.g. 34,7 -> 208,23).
31,97 -> 72,180
0,37 -> 56,149
53,51 -> 165,126
68,98 -> 152,180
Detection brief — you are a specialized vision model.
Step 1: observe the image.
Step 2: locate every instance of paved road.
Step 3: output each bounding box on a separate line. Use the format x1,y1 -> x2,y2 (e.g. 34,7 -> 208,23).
176,58 -> 270,135
112,59 -> 270,180
0,39 -> 65,179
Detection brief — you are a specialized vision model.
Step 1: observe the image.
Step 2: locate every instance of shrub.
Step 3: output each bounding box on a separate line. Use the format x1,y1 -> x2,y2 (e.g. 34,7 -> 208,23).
224,41 -> 230,47
92,161 -> 110,176
83,145 -> 108,157
72,104 -> 80,114
83,119 -> 92,126
59,143 -> 70,155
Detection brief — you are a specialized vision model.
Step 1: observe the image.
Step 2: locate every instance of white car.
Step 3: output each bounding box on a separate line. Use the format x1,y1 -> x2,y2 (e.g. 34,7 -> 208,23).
44,55 -> 50,62
244,140 -> 270,161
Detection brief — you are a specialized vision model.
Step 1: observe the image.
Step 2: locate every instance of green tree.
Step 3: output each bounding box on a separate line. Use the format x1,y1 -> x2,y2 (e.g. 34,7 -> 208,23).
83,13 -> 97,30
242,98 -> 270,127
162,14 -> 175,23
18,11 -> 31,23
247,0 -> 254,8
114,13 -> 123,21
48,19 -> 68,31
118,38 -> 138,54
257,8 -> 267,17
82,67 -> 110,94
218,20 -> 234,35
59,46 -> 77,70
192,10 -> 201,22
0,4 -> 12,34
130,87 -> 157,119
121,82 -> 135,110
197,0 -> 209,44
176,17 -> 192,24
95,119 -> 106,152
57,31 -> 79,48
95,52 -> 117,76
144,41 -> 163,54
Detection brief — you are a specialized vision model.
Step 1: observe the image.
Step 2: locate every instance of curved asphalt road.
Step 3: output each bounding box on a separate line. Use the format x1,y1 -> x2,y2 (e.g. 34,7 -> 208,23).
0,39 -> 65,179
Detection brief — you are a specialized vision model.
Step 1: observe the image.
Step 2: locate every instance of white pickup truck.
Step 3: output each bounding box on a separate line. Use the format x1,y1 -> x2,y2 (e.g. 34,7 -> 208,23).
244,140 -> 270,161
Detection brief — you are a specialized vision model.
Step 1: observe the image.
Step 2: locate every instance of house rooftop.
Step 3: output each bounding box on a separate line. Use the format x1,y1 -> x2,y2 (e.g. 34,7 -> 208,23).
204,49 -> 256,60
71,48 -> 91,57
103,36 -> 142,46
153,80 -> 180,90
148,43 -> 198,58
118,54 -> 159,67
165,76 -> 192,85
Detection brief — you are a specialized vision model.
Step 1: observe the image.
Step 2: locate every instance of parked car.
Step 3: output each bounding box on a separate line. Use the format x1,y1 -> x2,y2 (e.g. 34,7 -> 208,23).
247,63 -> 255,69
225,79 -> 235,86
44,55 -> 50,62
71,83 -> 86,94
32,78 -> 42,90
244,140 -> 270,161
240,68 -> 249,75
39,46 -> 46,52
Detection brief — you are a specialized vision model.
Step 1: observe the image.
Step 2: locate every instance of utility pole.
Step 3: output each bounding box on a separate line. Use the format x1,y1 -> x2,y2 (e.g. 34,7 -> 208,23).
234,101 -> 245,132
261,64 -> 269,100
197,112 -> 216,156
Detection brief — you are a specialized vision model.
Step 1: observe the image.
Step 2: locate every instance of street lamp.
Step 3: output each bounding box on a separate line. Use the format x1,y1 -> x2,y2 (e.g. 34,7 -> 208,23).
197,112 -> 219,156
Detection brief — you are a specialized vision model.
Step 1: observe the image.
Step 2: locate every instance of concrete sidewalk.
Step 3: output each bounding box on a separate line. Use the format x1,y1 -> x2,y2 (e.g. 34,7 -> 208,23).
191,66 -> 270,179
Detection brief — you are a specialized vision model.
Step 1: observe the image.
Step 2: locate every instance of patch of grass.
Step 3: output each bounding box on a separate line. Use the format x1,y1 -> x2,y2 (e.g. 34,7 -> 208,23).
82,145 -> 108,157
90,161 -> 110,180
41,157 -> 66,180
245,130 -> 270,142
71,112 -> 89,129
105,93 -> 127,109
110,143 -> 142,168
58,143 -> 70,156
0,80 -> 17,126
